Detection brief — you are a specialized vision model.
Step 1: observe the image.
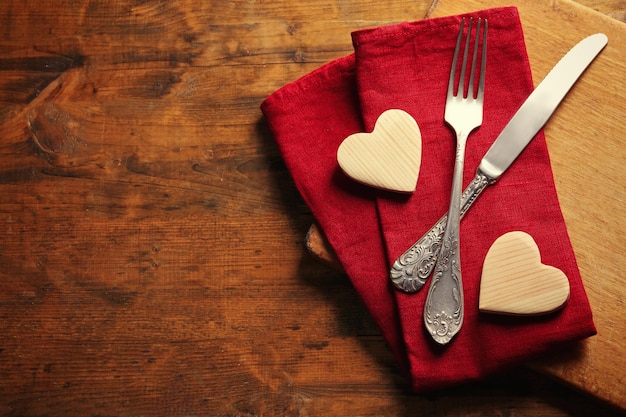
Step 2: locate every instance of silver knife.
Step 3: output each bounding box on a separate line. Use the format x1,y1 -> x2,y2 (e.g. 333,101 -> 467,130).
390,33 -> 608,293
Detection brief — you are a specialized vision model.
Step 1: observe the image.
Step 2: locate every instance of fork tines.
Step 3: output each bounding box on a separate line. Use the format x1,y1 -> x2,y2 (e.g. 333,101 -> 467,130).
448,17 -> 488,101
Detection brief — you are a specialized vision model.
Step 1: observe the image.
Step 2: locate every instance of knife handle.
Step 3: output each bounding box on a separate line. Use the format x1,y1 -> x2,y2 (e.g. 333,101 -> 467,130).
389,171 -> 493,293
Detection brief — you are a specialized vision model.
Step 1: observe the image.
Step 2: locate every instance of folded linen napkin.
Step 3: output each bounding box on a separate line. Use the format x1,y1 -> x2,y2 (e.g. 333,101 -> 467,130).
352,7 -> 595,391
261,7 -> 596,391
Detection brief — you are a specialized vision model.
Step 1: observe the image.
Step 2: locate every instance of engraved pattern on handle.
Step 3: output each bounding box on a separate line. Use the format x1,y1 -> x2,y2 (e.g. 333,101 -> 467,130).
390,172 -> 492,293
423,131 -> 467,345
423,226 -> 462,344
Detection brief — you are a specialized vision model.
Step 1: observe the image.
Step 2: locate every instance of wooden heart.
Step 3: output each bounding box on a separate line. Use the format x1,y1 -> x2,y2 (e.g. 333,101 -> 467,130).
479,231 -> 570,315
337,109 -> 422,193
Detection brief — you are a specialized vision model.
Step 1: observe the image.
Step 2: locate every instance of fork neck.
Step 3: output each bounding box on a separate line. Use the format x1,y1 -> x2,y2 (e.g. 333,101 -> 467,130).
449,130 -> 470,219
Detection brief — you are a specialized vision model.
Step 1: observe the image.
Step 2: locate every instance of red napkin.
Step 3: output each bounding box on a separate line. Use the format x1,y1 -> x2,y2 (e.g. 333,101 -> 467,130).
261,7 -> 596,392
260,55 -> 409,373
352,7 -> 595,390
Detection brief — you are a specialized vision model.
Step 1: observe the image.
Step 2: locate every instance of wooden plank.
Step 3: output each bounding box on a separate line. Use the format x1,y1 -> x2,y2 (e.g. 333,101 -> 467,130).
307,0 -> 626,410
1,0 -> 624,415
575,0 -> 626,21
430,0 -> 626,408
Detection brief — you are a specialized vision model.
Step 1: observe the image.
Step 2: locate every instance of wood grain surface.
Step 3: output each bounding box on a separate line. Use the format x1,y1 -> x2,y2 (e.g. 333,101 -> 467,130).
1,1 -> 624,416
306,0 -> 626,412
337,109 -> 422,193
478,231 -> 571,315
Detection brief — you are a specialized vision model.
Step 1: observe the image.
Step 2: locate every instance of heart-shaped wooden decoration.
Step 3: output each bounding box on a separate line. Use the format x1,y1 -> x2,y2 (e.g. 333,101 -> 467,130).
337,109 -> 422,193
479,231 -> 570,316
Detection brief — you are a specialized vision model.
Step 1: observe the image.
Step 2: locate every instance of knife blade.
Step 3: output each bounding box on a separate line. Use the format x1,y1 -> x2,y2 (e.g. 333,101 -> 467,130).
390,33 -> 608,293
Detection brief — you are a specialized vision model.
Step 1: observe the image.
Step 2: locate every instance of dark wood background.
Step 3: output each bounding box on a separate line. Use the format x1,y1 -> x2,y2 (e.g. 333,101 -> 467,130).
1,1 -> 624,416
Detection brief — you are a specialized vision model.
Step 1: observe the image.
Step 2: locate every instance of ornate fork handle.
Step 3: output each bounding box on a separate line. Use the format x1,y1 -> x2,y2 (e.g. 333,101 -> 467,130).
423,127 -> 468,344
390,171 -> 492,293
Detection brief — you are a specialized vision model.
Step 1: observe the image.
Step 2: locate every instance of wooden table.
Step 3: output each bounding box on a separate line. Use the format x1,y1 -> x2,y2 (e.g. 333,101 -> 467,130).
1,1 -> 624,416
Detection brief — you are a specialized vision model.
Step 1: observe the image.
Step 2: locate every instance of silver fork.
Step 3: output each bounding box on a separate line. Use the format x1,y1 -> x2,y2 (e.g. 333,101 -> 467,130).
423,17 -> 487,345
